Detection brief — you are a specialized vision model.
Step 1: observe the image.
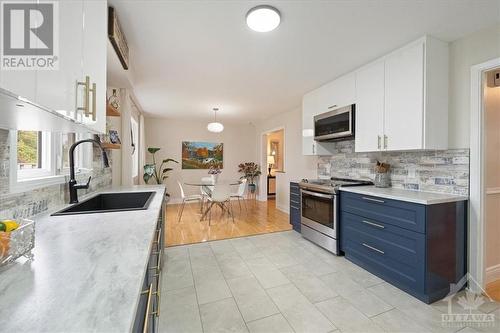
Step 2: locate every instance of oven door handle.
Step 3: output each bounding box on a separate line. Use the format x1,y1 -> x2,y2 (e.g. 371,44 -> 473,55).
301,189 -> 334,199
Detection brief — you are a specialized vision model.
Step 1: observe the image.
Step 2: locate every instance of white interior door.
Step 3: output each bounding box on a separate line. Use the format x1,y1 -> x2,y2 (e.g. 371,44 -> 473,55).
384,42 -> 424,151
355,61 -> 385,152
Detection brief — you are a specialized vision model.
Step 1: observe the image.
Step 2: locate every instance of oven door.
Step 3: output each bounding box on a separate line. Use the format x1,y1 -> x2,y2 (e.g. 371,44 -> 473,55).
314,105 -> 354,141
300,189 -> 337,238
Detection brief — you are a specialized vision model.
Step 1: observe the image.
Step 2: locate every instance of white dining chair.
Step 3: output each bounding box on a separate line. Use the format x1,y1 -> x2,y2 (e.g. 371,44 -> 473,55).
206,183 -> 235,225
231,179 -> 247,211
200,176 -> 214,212
177,181 -> 203,222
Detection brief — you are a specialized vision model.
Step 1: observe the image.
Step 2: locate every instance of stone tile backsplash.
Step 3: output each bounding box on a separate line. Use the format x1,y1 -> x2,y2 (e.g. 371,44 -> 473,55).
0,129 -> 112,219
317,140 -> 469,196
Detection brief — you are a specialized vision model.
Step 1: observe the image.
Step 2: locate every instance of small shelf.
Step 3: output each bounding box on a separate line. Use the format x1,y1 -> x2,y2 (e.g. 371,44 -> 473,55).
106,104 -> 121,117
102,142 -> 121,149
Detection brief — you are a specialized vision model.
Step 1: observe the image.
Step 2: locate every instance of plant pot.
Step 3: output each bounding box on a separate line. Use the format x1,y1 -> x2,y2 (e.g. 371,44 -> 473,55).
248,183 -> 256,193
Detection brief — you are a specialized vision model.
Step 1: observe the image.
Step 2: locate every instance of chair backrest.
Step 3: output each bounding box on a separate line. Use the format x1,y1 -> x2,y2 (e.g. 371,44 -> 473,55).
210,184 -> 231,202
177,180 -> 186,199
237,178 -> 247,196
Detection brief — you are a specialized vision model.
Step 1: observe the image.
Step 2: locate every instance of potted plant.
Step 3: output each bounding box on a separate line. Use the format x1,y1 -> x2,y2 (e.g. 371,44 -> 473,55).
238,162 -> 262,193
143,148 -> 178,194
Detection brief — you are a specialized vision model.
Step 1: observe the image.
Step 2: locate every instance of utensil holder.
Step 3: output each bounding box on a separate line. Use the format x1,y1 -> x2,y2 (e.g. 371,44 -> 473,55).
374,173 -> 391,188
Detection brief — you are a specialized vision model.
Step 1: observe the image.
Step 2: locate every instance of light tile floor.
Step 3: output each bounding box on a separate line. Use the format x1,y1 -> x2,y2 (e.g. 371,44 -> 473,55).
160,231 -> 500,333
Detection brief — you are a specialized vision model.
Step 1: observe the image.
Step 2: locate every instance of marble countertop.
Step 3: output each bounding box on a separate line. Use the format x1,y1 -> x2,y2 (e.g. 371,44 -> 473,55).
339,186 -> 468,205
0,185 -> 166,333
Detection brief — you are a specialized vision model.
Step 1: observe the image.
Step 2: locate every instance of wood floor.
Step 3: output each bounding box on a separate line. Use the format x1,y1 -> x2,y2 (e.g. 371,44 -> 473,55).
165,198 -> 292,246
486,279 -> 500,301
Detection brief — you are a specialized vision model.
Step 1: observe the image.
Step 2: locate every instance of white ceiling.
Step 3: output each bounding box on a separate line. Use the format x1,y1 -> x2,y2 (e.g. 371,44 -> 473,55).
108,0 -> 500,123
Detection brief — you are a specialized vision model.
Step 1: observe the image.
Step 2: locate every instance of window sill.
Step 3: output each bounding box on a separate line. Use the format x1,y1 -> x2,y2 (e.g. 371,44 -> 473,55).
10,174 -> 66,193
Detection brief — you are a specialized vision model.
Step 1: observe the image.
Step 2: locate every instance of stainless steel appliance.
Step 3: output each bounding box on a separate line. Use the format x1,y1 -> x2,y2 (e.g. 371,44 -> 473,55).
299,177 -> 372,254
314,104 -> 355,141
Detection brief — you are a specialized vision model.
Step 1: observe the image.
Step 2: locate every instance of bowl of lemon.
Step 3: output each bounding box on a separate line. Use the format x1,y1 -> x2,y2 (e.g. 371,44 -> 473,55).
0,219 -> 35,267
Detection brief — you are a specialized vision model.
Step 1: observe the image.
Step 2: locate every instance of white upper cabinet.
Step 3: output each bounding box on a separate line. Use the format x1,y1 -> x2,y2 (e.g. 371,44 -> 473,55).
355,61 -> 385,152
302,90 -> 335,156
81,0 -> 107,133
317,73 -> 356,115
354,36 -> 448,152
0,0 -> 107,133
36,0 -> 84,120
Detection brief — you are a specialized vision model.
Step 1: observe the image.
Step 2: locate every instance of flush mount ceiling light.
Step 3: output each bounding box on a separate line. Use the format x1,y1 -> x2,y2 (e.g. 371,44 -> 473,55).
246,5 -> 281,32
207,108 -> 224,133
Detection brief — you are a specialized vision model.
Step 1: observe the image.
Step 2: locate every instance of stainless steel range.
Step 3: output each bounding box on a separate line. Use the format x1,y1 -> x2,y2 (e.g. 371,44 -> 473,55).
299,177 -> 372,255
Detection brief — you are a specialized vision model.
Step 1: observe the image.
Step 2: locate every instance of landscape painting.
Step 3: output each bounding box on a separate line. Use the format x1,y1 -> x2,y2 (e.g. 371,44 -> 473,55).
182,141 -> 223,169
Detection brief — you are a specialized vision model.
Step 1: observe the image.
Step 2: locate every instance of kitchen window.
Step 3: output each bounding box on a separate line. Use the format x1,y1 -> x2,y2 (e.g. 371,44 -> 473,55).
10,131 -> 93,192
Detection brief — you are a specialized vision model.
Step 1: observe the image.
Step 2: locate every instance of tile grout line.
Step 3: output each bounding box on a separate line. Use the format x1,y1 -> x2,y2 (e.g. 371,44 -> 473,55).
187,246 -> 206,333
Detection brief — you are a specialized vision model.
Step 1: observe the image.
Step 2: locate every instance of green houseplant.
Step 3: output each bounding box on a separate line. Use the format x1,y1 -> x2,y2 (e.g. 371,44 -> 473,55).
143,148 -> 178,189
238,162 -> 262,193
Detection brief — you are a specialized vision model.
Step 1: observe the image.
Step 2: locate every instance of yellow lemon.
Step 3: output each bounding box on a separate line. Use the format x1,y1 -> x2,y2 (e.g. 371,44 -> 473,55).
1,220 -> 19,232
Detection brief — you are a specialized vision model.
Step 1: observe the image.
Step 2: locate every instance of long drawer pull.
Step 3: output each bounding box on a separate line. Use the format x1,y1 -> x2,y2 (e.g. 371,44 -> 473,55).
362,196 -> 385,204
141,284 -> 153,333
362,220 -> 385,229
290,199 -> 300,204
362,243 -> 385,255
290,205 -> 300,210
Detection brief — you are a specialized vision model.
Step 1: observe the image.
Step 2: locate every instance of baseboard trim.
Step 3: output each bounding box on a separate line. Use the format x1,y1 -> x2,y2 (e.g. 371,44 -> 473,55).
486,264 -> 500,284
276,204 -> 289,214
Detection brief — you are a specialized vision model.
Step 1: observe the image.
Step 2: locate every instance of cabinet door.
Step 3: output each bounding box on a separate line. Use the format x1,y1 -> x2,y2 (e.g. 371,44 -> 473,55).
317,73 -> 356,115
36,0 -> 83,119
384,42 -> 424,151
81,0 -> 107,133
302,91 -> 316,155
355,61 -> 385,152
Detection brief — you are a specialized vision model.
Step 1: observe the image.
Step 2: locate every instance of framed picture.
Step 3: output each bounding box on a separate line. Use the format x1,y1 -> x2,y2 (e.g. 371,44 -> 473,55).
109,130 -> 121,144
182,141 -> 223,169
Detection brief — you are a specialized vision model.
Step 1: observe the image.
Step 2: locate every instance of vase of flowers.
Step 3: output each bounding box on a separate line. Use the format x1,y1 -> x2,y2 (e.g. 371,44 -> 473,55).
238,162 -> 262,193
208,162 -> 221,183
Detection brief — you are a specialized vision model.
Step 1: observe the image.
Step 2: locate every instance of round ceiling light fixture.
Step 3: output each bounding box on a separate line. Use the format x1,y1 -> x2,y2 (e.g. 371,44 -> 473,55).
207,108 -> 224,133
246,5 -> 281,32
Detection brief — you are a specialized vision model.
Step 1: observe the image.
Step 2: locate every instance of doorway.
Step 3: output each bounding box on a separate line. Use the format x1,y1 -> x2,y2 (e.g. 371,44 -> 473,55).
259,127 -> 285,206
470,58 -> 500,299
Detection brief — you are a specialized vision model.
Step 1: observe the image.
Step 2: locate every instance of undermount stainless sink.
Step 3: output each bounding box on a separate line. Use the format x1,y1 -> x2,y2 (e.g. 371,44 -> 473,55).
52,191 -> 156,216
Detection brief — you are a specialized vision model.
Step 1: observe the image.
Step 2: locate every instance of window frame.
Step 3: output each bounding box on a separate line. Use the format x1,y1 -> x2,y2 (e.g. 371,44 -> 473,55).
9,131 -> 94,193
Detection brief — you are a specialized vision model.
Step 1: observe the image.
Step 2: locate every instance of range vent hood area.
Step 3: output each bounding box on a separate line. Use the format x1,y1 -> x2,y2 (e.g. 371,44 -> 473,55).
0,88 -> 97,133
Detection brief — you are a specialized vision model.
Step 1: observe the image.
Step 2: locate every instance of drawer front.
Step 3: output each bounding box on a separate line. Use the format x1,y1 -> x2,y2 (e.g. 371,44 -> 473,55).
290,206 -> 301,232
342,212 -> 425,292
340,191 -> 426,233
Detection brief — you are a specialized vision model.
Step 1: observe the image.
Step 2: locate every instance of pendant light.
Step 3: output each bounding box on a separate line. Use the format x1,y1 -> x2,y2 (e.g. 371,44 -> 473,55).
207,108 -> 224,133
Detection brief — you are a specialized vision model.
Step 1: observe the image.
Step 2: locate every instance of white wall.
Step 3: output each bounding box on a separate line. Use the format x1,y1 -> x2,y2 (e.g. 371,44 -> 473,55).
449,23 -> 500,148
144,118 -> 256,202
255,107 -> 317,213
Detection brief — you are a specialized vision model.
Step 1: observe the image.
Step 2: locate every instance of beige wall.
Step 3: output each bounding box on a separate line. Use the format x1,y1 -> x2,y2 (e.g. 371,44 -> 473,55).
484,76 -> 500,280
255,107 -> 317,213
144,117 -> 256,202
449,23 -> 500,148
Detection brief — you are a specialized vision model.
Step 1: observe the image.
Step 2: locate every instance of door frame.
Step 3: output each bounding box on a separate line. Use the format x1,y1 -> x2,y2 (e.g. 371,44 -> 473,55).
258,126 -> 286,201
469,57 -> 500,291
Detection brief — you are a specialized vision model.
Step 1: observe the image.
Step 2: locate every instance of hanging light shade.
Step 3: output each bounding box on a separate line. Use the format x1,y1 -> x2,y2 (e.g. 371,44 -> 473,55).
207,108 -> 224,133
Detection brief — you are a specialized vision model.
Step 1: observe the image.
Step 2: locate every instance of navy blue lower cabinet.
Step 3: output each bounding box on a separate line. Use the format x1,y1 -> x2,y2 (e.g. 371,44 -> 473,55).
290,182 -> 301,232
340,191 -> 467,304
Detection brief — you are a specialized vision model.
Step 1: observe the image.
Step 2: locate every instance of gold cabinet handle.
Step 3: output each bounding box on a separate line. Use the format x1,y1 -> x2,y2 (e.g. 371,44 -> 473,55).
152,270 -> 162,317
362,243 -> 385,255
141,284 -> 153,333
362,220 -> 385,229
90,82 -> 96,121
377,135 -> 381,150
76,76 -> 90,119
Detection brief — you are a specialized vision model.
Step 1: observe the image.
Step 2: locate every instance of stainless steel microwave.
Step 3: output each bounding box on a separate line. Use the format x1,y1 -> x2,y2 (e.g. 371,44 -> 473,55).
314,104 -> 355,141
